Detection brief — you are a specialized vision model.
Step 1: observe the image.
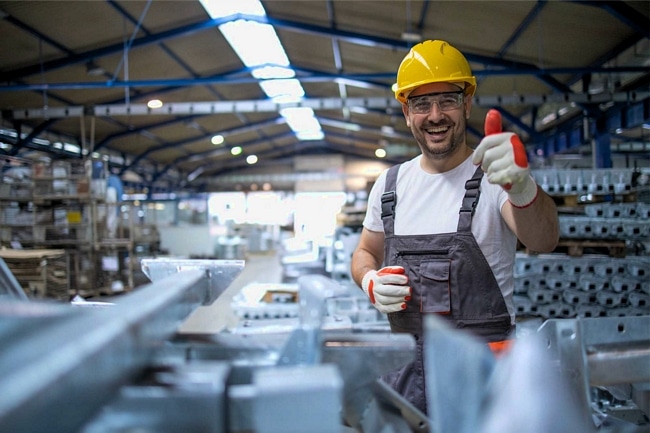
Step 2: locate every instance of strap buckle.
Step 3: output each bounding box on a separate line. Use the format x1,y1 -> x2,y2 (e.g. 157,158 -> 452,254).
459,189 -> 481,215
381,191 -> 396,218
459,176 -> 481,215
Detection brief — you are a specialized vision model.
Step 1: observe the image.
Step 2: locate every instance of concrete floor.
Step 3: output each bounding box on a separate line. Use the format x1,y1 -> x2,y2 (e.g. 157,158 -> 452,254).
176,251 -> 541,337
178,250 -> 283,334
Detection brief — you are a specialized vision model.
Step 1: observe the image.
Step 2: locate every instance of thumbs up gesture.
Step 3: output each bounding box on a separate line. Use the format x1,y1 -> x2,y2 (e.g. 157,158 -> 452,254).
472,109 -> 538,208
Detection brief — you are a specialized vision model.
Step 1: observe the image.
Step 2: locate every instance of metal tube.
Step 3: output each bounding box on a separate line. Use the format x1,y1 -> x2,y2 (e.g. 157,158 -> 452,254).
587,343 -> 650,386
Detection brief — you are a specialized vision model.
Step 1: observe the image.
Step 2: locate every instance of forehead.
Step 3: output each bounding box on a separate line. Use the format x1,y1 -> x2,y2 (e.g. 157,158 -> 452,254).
409,82 -> 463,98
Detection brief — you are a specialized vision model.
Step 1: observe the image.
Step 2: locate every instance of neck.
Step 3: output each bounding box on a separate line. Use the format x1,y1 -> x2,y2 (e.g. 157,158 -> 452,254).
420,145 -> 473,174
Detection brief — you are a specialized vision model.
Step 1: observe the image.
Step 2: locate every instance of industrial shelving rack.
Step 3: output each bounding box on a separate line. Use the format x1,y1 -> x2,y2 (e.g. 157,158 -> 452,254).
0,156 -> 134,299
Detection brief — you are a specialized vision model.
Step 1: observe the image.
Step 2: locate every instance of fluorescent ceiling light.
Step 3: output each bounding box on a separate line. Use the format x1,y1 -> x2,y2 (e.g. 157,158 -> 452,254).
147,99 -> 163,109
64,143 -> 81,153
0,128 -> 18,137
32,137 -> 50,145
199,0 -> 323,142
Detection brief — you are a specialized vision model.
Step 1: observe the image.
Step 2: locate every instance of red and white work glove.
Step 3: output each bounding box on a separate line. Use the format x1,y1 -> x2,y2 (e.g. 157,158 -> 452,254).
472,109 -> 538,208
361,266 -> 411,313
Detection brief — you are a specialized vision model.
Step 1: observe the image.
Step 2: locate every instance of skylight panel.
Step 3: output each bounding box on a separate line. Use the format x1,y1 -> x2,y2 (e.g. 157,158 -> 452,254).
199,0 -> 323,142
280,107 -> 323,140
252,66 -> 295,80
260,79 -> 304,103
199,0 -> 265,18
219,20 -> 289,68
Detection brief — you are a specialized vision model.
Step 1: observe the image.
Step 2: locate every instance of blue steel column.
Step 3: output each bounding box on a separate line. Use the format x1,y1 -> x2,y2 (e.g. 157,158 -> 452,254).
593,115 -> 613,169
593,131 -> 613,169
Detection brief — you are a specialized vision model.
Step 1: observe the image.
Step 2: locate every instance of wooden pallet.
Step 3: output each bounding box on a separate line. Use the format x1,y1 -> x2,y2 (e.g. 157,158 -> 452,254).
551,191 -> 637,207
526,239 -> 627,258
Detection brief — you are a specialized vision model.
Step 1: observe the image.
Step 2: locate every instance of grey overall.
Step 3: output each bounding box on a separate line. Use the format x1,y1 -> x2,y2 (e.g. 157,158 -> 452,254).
380,164 -> 514,415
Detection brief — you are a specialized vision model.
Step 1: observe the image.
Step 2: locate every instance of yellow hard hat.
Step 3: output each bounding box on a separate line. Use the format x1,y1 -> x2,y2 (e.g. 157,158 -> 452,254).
392,40 -> 477,104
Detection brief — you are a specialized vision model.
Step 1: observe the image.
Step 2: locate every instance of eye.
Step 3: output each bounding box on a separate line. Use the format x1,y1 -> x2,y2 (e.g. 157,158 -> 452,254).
412,99 -> 431,112
439,96 -> 458,108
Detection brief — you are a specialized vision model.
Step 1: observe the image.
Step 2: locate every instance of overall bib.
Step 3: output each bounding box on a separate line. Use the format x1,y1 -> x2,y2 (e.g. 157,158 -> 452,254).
380,164 -> 514,415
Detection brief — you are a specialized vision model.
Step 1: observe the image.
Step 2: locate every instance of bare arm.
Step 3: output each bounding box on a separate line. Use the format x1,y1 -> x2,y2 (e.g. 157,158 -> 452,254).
351,228 -> 385,287
501,186 -> 559,253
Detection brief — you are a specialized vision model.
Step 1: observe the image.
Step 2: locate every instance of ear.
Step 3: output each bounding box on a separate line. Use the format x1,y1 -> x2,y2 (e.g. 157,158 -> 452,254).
401,103 -> 410,126
464,96 -> 472,119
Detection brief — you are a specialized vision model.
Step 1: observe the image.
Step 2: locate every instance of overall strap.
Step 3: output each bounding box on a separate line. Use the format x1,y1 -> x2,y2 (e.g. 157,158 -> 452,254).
457,166 -> 484,232
381,164 -> 401,237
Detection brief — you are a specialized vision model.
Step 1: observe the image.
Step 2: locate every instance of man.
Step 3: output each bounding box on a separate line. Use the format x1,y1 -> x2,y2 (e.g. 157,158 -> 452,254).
350,40 -> 559,414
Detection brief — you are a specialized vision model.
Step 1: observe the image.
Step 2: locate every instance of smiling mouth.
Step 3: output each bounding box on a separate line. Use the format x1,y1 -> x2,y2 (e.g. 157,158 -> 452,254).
425,125 -> 450,135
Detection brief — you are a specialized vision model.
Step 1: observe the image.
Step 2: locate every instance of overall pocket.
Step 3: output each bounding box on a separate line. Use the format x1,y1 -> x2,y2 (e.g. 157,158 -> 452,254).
418,259 -> 451,313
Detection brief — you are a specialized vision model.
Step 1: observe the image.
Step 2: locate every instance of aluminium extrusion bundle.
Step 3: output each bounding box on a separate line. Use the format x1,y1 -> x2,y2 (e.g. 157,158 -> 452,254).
514,254 -> 650,320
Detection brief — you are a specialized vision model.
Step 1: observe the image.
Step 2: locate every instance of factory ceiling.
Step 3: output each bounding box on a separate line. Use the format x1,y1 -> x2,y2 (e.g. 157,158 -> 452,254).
0,0 -> 648,192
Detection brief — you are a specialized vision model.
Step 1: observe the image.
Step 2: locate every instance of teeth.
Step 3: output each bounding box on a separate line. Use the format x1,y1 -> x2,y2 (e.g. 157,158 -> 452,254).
426,126 -> 449,133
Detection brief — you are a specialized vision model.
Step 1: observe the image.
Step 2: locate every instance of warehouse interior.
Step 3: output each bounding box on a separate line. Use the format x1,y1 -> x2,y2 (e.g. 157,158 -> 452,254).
0,1 -> 649,432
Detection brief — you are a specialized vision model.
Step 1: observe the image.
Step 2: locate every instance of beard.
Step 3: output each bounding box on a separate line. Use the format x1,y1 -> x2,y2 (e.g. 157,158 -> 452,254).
414,115 -> 466,160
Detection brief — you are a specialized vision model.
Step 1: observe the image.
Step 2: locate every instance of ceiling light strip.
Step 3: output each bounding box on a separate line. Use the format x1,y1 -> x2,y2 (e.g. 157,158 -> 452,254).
12,106 -> 85,119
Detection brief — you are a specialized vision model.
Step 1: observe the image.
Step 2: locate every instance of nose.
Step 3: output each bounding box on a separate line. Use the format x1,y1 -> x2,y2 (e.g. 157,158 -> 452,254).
425,101 -> 444,120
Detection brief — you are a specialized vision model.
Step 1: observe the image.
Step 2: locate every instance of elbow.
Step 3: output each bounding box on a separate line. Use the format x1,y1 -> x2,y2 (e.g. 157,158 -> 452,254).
525,225 -> 560,253
535,236 -> 559,253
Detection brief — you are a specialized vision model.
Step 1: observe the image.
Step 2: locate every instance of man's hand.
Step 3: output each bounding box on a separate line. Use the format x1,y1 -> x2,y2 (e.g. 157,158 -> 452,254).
361,266 -> 411,313
472,109 -> 538,208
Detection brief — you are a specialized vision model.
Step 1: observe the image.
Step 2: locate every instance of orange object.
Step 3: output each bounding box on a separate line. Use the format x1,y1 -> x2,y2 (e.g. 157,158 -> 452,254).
487,339 -> 513,355
377,266 -> 405,276
484,109 -> 502,136
510,134 -> 528,168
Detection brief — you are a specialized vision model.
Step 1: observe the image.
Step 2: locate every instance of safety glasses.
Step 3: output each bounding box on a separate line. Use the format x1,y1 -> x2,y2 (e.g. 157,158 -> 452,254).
407,91 -> 464,114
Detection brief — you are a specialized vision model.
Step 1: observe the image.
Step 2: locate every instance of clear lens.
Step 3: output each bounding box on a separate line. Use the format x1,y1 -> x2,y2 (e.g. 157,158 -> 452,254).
408,92 -> 464,114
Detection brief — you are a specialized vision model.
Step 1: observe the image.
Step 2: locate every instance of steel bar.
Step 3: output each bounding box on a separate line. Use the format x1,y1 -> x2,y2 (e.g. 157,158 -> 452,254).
0,260 -> 242,433
141,258 -> 244,304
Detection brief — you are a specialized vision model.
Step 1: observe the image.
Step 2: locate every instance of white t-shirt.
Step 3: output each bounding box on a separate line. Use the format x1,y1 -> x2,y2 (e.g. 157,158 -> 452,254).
363,154 -> 517,321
